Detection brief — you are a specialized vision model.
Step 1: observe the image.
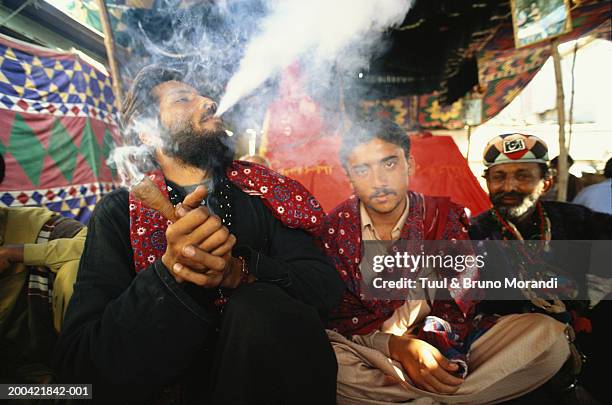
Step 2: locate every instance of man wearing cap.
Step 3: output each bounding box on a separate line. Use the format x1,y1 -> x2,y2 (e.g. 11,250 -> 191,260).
470,133 -> 612,402
320,122 -> 580,404
471,133 -> 611,242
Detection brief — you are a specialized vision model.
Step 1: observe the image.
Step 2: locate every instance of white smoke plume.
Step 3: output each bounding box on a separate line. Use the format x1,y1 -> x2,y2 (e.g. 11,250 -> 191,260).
109,0 -> 413,191
111,145 -> 154,189
216,0 -> 414,116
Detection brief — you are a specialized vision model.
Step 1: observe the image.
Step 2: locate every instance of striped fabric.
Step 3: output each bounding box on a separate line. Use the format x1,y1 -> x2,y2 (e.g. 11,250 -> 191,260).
26,215 -> 64,304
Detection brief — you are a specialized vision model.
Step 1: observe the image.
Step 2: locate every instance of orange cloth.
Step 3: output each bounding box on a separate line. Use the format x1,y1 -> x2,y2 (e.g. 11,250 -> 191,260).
409,134 -> 491,216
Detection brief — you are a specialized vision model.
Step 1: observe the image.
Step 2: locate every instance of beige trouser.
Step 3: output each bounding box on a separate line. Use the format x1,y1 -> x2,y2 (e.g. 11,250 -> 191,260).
329,313 -> 570,405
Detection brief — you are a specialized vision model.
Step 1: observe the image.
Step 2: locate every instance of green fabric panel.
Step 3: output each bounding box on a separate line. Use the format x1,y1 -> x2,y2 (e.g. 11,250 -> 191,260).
7,114 -> 45,186
79,118 -> 101,178
47,119 -> 78,182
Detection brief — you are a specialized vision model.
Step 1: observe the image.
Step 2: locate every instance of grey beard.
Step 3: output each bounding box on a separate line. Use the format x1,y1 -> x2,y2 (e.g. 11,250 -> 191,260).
495,192 -> 540,220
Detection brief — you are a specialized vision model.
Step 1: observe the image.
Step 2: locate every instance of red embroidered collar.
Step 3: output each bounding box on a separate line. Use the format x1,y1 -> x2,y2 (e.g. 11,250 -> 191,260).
129,160 -> 324,273
320,193 -> 479,335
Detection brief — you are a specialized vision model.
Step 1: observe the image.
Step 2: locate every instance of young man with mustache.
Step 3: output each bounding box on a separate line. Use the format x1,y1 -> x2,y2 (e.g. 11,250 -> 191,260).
320,119 -> 570,404
469,133 -> 612,402
54,64 -> 343,404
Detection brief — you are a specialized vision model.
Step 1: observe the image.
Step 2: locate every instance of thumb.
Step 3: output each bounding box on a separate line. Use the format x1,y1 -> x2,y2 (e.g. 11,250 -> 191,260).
183,184 -> 208,209
433,351 -> 458,372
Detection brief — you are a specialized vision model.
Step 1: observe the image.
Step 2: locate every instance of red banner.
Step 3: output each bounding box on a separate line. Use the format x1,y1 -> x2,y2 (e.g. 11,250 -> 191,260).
262,65 -> 490,216
409,134 -> 491,216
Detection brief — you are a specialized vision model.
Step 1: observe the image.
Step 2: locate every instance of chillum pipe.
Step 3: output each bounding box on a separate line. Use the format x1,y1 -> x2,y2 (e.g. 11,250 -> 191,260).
131,177 -> 178,223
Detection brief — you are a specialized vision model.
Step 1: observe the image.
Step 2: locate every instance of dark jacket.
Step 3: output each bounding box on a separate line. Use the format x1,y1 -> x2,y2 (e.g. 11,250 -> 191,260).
54,185 -> 343,403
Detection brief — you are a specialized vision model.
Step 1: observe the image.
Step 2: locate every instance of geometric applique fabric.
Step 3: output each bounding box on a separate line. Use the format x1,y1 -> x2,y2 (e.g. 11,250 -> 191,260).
477,1 -> 612,124
0,182 -> 116,224
0,34 -> 118,126
0,33 -> 120,223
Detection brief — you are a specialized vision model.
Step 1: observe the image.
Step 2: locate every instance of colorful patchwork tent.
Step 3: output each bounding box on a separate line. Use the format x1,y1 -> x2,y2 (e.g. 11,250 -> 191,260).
477,0 -> 611,123
0,34 -> 119,223
361,0 -> 611,129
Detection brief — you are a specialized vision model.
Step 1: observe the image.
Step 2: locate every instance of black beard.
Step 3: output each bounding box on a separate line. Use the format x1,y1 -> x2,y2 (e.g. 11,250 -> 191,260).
161,121 -> 232,172
491,190 -> 541,220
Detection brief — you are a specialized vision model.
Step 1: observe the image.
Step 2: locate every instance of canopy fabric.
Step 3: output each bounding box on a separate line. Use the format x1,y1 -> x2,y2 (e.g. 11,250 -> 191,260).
478,0 -> 611,123
362,93 -> 465,131
361,1 -> 611,129
0,34 -> 119,223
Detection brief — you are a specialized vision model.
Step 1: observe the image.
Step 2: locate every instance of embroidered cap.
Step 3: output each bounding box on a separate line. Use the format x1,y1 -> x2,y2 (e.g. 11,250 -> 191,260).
483,133 -> 549,168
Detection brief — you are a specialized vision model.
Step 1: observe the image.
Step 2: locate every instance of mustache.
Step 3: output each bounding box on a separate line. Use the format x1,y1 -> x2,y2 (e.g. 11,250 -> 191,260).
199,102 -> 219,123
369,188 -> 396,199
199,112 -> 218,124
491,191 -> 528,205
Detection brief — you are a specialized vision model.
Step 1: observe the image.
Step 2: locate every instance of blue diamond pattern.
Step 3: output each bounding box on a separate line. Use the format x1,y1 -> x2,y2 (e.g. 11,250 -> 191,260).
1,193 -> 15,206
31,191 -> 43,204
0,95 -> 13,108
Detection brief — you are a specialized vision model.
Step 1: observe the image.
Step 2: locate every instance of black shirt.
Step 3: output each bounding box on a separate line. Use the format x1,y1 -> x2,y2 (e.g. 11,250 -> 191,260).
470,201 -> 612,241
54,183 -> 343,401
469,201 -> 612,315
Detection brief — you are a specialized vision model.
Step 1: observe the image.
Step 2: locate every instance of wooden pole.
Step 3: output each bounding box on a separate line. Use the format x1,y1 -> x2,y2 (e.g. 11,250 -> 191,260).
551,38 -> 568,202
466,125 -> 472,163
96,0 -> 123,110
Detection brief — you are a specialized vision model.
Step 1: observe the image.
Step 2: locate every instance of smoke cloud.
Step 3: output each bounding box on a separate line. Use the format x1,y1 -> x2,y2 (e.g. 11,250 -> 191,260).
216,0 -> 414,116
109,0 -> 413,191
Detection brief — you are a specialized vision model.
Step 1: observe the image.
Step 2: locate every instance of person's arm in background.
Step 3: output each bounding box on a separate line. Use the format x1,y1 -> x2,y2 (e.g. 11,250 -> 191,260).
22,227 -> 87,272
27,219 -> 87,331
0,244 -> 23,272
0,215 -> 86,273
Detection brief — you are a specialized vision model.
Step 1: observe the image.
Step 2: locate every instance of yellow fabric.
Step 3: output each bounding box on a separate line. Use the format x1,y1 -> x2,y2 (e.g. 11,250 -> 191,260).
1,207 -> 54,337
51,258 -> 80,332
3,207 -> 55,245
23,227 -> 87,272
1,207 -> 86,331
